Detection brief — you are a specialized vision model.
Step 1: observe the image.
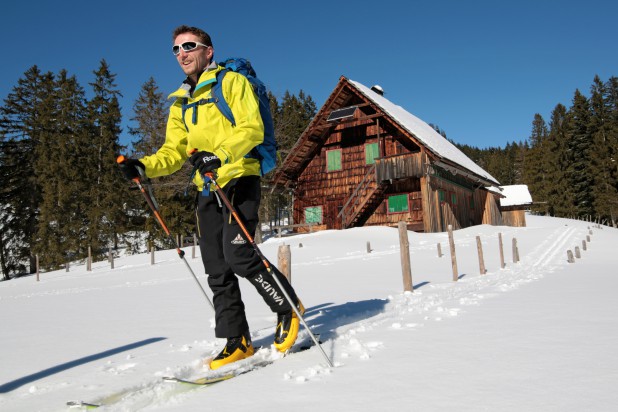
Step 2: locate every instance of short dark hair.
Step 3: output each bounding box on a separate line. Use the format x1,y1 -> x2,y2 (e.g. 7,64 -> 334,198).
172,25 -> 213,47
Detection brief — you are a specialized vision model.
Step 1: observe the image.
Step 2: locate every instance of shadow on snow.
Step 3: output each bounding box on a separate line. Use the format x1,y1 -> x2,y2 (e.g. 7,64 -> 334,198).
0,337 -> 167,393
253,299 -> 389,351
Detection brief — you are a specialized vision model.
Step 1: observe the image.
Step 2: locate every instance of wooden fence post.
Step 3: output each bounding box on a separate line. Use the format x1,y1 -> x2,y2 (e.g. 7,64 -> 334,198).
150,243 -> 155,265
498,232 -> 506,269
476,236 -> 487,275
109,246 -> 114,269
586,235 -> 591,242
398,221 -> 414,292
87,246 -> 92,271
278,244 -> 292,283
36,255 -> 40,282
447,225 -> 458,281
192,233 -> 197,259
567,250 -> 575,263
512,238 -> 519,263
575,246 -> 581,259
366,241 -> 372,253
66,260 -> 70,272
582,239 -> 587,251
437,243 -> 442,258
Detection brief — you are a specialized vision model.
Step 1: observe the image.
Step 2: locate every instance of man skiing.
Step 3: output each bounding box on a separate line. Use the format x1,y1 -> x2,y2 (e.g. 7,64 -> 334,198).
119,25 -> 303,370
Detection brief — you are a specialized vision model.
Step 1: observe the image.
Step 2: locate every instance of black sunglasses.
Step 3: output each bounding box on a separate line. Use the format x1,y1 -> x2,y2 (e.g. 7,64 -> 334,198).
172,41 -> 209,56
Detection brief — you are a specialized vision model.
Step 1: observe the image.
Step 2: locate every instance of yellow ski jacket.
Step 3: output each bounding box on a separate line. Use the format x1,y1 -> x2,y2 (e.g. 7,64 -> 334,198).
140,65 -> 264,189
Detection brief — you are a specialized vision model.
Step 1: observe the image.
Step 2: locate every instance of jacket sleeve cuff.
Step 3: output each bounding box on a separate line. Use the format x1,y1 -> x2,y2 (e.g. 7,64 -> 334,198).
214,148 -> 231,165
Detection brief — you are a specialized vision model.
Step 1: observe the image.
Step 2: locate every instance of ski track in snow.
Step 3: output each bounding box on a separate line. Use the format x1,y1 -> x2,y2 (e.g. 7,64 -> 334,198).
3,277 -> 193,300
325,224 -> 581,374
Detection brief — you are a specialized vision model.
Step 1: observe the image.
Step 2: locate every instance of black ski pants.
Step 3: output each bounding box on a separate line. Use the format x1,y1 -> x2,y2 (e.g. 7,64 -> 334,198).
196,176 -> 299,339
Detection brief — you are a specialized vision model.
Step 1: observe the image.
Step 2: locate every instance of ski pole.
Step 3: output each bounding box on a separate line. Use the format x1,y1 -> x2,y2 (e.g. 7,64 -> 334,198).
117,156 -> 214,311
199,168 -> 334,368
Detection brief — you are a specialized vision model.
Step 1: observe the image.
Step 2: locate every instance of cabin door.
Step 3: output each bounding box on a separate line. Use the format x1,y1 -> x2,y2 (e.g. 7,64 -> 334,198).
326,200 -> 343,230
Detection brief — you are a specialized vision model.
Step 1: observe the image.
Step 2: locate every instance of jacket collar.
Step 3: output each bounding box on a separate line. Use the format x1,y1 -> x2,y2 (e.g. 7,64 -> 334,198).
168,61 -> 222,100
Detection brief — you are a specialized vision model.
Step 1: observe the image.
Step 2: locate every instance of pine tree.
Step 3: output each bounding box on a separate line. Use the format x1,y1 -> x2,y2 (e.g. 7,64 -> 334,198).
482,146 -> 505,184
546,103 -> 572,216
0,66 -> 52,276
130,77 -> 167,156
588,76 -> 616,224
523,114 -> 550,213
32,70 -> 64,269
33,70 -> 91,269
84,60 -> 128,258
0,128 -> 13,279
567,90 -> 594,217
275,91 -> 300,158
605,76 -> 618,225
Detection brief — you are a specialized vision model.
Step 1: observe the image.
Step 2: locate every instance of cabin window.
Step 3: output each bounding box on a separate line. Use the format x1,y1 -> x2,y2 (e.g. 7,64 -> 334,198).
451,193 -> 457,205
304,206 -> 323,224
387,194 -> 409,214
326,149 -> 342,172
438,189 -> 446,203
365,142 -> 379,165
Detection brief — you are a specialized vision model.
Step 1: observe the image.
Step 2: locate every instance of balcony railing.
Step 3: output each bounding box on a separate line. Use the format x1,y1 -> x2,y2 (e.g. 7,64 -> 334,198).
375,152 -> 425,182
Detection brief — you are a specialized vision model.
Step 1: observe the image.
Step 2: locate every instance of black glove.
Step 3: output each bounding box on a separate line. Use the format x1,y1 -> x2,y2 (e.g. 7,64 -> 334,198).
190,151 -> 222,175
118,158 -> 146,181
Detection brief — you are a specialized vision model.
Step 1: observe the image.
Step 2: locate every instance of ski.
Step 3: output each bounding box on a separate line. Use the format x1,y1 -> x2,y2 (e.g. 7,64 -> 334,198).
162,340 -> 318,387
66,338 -> 320,409
162,373 -> 235,386
66,400 -> 100,409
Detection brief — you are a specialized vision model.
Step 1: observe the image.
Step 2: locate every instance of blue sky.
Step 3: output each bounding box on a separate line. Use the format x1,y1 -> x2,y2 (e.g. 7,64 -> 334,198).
1,0 -> 616,149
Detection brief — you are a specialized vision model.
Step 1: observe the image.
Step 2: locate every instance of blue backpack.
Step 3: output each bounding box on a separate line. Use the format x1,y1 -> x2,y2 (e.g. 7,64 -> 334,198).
182,58 -> 278,176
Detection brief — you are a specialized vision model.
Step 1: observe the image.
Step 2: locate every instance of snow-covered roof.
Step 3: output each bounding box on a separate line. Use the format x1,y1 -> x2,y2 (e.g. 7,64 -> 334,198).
349,80 -> 500,186
485,186 -> 503,196
499,185 -> 533,207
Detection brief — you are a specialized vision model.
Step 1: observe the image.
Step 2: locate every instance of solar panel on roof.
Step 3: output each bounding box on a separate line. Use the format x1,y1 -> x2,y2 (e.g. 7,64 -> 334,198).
327,106 -> 357,122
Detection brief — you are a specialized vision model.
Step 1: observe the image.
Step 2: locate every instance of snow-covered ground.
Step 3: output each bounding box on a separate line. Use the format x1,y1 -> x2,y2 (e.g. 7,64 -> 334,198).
1,215 -> 616,411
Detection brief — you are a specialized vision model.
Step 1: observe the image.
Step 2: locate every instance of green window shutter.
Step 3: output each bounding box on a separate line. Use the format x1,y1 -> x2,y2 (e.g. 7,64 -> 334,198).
387,194 -> 409,213
327,150 -> 342,171
365,143 -> 379,164
451,193 -> 457,205
438,190 -> 446,202
304,206 -> 323,224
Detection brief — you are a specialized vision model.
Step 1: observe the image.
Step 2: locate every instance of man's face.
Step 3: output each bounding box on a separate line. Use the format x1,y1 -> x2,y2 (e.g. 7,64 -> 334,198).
174,32 -> 213,81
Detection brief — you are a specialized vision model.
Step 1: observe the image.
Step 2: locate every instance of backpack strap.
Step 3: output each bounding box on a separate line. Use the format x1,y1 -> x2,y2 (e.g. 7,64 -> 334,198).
181,97 -> 217,131
211,68 -> 262,162
211,69 -> 236,126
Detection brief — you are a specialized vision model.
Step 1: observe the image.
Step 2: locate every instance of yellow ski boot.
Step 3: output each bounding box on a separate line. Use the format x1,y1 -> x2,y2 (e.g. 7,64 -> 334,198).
209,332 -> 254,370
274,301 -> 305,353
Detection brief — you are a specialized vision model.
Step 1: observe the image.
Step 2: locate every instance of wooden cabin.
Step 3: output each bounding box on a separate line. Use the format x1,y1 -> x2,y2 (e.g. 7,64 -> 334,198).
272,76 -> 503,233
498,185 -> 533,227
